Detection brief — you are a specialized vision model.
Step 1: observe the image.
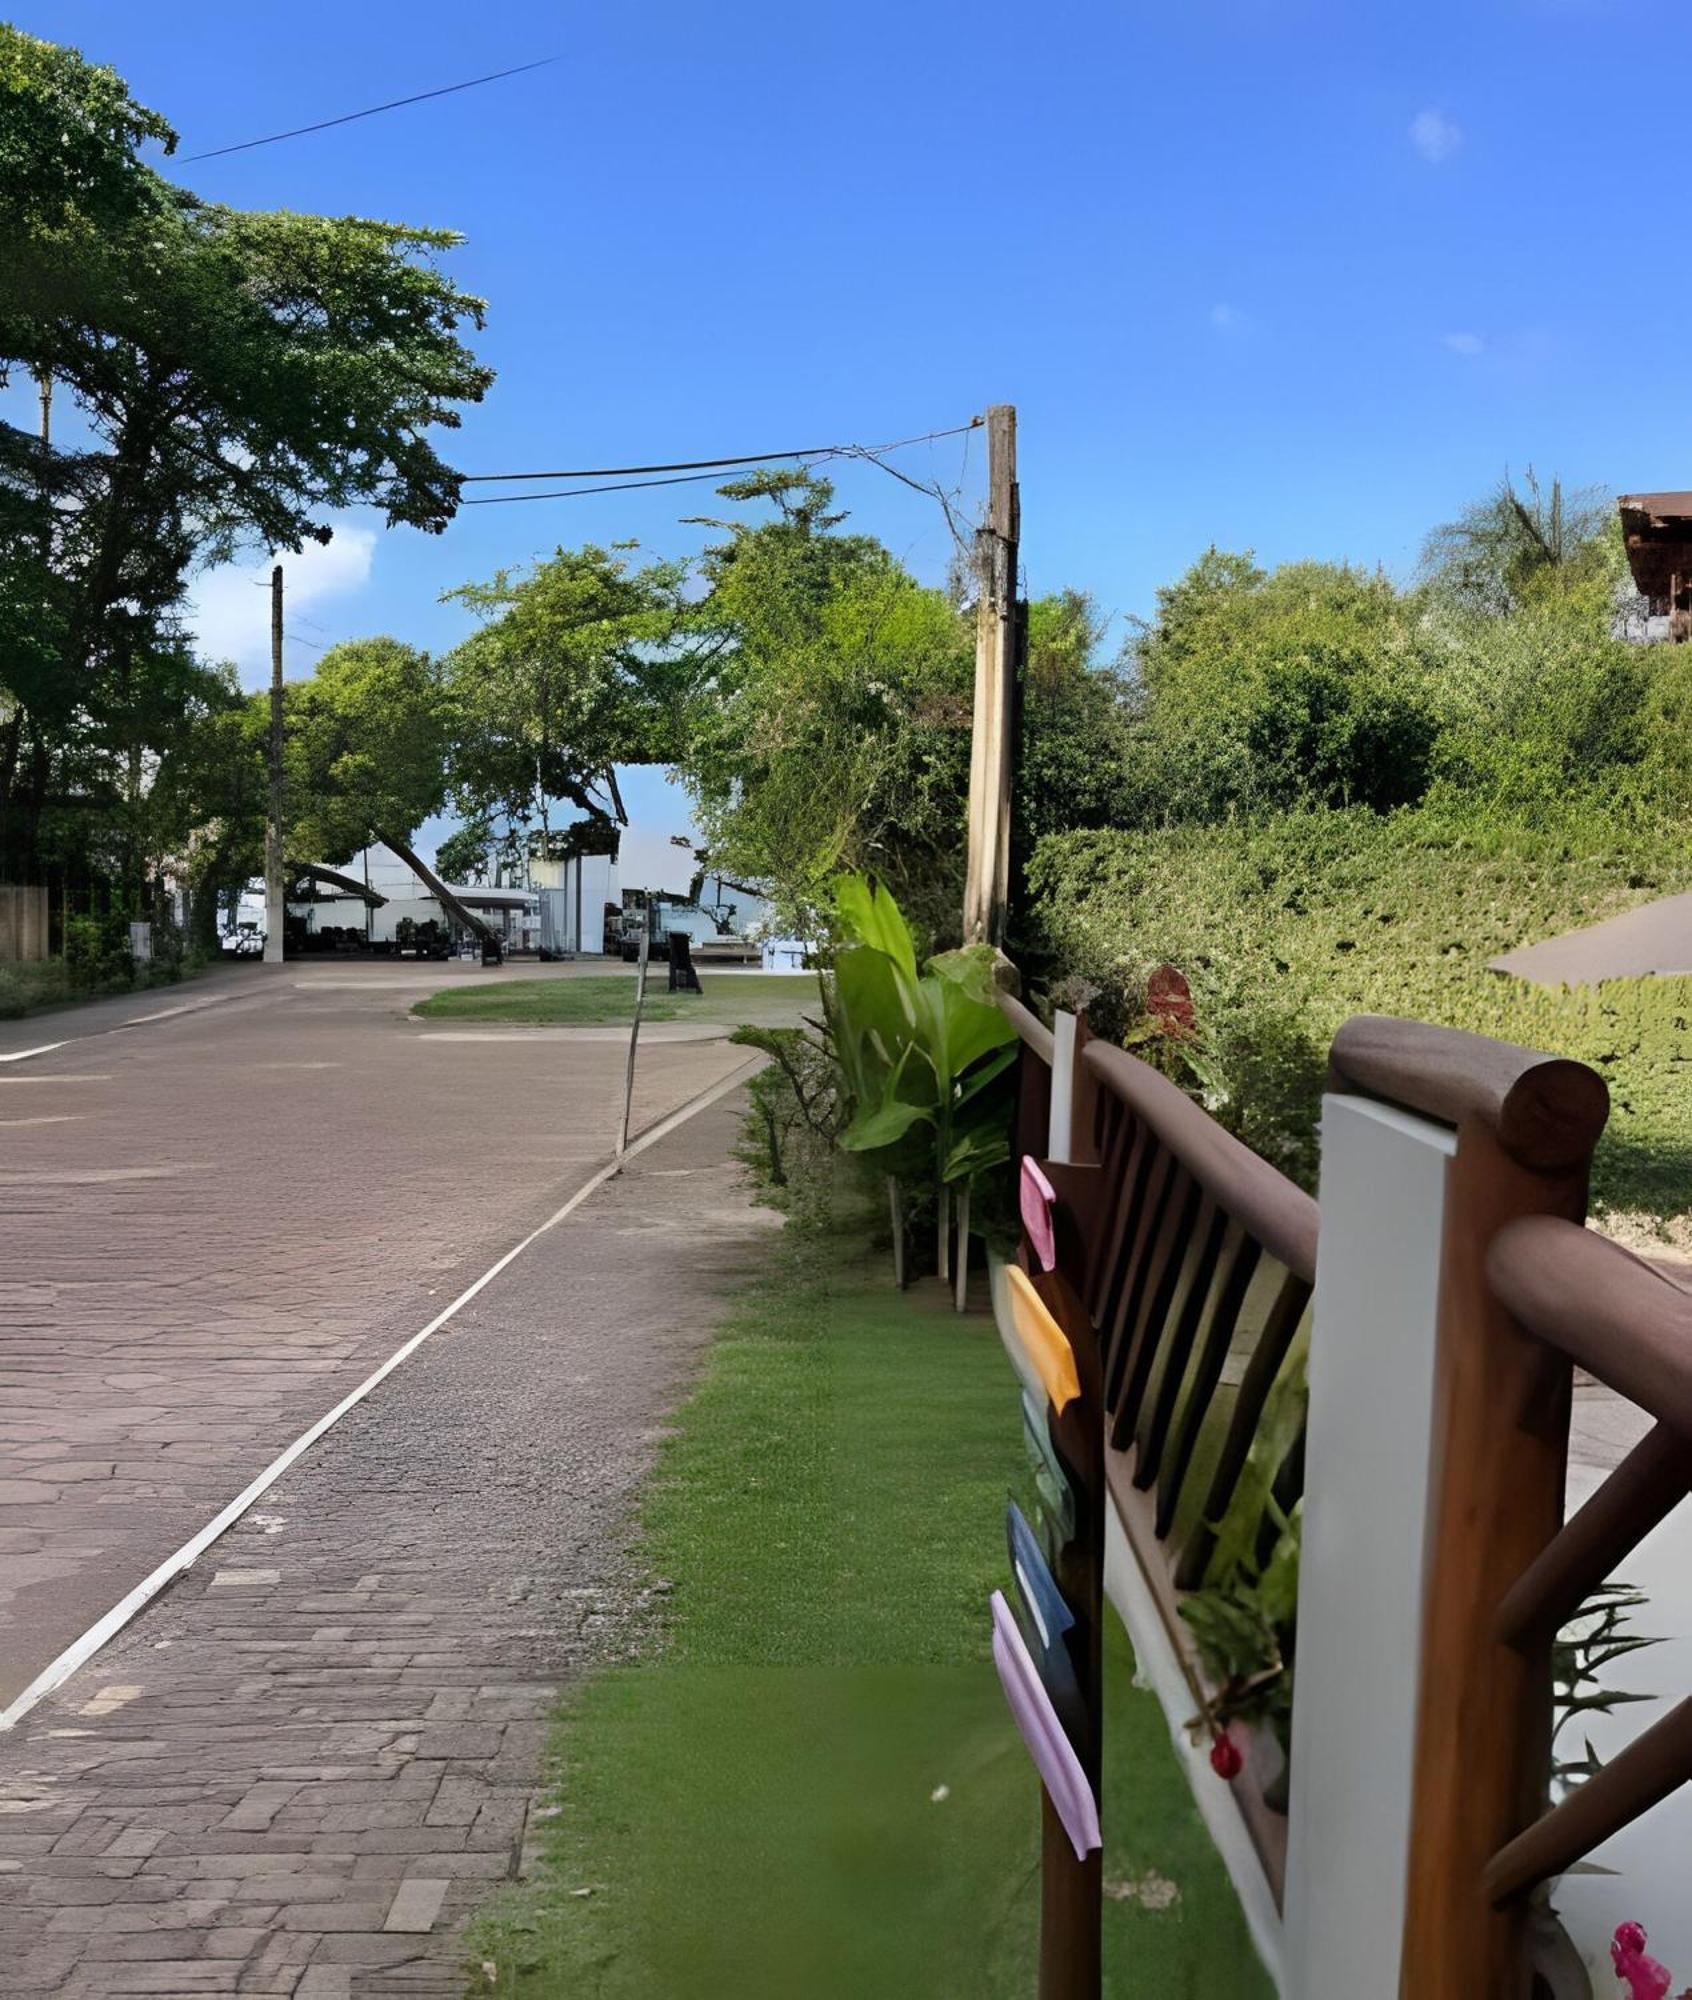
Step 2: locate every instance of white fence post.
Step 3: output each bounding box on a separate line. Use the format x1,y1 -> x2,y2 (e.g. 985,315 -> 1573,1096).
1049,1010 -> 1077,1165
1282,1091 -> 1456,1999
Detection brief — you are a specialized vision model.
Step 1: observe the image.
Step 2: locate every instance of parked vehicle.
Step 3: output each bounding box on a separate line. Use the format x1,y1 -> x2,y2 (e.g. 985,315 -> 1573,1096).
394,916 -> 452,960
220,922 -> 264,956
613,891 -> 725,962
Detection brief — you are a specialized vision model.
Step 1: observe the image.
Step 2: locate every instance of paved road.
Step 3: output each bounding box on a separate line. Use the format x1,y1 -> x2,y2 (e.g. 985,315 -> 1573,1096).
1490,889 -> 1692,986
0,1092 -> 769,1996
0,962 -> 755,1710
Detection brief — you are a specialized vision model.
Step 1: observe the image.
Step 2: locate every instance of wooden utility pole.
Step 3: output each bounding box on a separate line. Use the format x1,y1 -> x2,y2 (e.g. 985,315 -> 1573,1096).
963,404 -> 1021,946
263,565 -> 285,965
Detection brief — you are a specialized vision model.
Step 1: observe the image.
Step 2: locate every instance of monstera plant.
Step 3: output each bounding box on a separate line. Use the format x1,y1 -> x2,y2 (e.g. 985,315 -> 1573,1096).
824,873 -> 1017,1293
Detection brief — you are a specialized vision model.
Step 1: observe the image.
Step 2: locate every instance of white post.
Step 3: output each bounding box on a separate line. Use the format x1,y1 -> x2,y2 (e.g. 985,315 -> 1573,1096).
1049,1010 -> 1077,1164
1282,1093 -> 1456,2000
616,909 -> 651,1159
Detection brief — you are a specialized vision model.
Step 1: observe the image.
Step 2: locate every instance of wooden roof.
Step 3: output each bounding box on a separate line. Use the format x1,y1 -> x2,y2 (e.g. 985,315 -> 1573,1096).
1618,492 -> 1692,599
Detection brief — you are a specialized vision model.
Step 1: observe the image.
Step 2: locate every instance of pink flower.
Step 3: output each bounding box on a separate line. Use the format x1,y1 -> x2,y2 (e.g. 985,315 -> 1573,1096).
1612,1922 -> 1673,2000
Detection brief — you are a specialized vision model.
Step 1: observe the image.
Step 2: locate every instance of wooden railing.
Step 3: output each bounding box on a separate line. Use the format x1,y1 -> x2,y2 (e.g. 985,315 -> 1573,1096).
996,999 -> 1311,1979
990,991 -> 1692,1998
1481,1223 -> 1692,1914
1073,1037 -> 1315,1908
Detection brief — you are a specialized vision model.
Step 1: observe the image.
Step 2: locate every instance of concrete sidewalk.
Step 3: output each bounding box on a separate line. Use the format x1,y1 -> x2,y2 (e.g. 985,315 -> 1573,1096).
0,1092 -> 771,1997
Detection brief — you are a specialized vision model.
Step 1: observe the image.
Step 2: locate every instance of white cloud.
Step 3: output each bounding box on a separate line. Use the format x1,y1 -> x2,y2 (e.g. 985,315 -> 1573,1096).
1209,302 -> 1242,333
1442,331 -> 1485,356
1410,108 -> 1462,164
186,519 -> 378,686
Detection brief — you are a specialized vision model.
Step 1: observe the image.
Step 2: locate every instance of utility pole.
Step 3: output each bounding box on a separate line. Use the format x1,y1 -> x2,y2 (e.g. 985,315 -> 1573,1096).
963,404 -> 1021,947
264,564 -> 285,965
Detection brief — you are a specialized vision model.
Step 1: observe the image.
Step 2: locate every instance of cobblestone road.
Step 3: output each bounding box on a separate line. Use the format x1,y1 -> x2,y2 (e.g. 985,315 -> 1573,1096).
0,963 -> 753,1711
0,1090 -> 768,1994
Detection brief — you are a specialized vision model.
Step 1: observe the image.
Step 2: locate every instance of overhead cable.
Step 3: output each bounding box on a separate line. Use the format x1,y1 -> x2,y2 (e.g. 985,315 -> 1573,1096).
457,420 -> 981,502
181,56 -> 557,163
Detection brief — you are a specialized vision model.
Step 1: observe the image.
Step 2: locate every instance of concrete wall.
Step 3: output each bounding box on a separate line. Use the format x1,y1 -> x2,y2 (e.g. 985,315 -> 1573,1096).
0,885 -> 49,963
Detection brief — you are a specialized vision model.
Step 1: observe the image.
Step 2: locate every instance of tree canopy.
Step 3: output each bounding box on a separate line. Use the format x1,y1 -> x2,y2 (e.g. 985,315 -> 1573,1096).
1122,553 -> 1442,820
282,639 -> 449,867
0,24 -> 490,910
674,470 -> 975,941
442,542 -> 688,867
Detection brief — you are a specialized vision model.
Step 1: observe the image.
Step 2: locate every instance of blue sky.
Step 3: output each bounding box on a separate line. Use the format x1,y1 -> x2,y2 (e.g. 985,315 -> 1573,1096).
16,0 -> 1692,836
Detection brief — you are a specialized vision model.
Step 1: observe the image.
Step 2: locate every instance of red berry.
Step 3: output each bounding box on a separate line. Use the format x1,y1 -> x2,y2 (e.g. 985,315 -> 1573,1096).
1209,1731 -> 1244,1780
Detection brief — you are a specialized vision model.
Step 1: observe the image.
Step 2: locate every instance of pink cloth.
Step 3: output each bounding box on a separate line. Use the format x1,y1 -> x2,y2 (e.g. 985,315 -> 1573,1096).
1020,1157 -> 1058,1273
989,1589 -> 1100,1860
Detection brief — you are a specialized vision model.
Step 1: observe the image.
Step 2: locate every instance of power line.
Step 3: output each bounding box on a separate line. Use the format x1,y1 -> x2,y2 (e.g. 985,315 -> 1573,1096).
180,56 -> 557,164
465,445 -> 844,484
457,420 -> 982,502
461,468 -> 761,507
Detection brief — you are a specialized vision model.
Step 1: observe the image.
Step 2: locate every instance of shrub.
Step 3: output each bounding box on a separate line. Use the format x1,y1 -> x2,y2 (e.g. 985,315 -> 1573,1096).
62,912 -> 135,991
1025,800 -> 1692,1224
0,960 -> 71,1019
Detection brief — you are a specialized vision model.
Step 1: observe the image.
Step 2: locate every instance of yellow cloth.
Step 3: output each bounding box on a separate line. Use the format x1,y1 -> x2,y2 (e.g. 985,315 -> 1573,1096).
1005,1264 -> 1081,1415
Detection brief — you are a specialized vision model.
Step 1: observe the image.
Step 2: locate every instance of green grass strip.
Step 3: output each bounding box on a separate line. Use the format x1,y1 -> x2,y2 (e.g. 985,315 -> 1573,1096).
471,1229 -> 1274,1997
414,973 -> 812,1028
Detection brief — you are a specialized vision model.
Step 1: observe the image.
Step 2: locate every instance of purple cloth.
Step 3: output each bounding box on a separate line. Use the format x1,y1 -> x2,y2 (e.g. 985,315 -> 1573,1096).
1020,1157 -> 1058,1272
989,1589 -> 1101,1860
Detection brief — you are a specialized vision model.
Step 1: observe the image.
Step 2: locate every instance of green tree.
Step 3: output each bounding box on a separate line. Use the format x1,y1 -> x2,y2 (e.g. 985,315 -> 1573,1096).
282,638 -> 449,868
676,470 -> 974,942
0,26 -> 491,893
1122,552 -> 1440,821
1016,589 -> 1131,846
1419,469 -> 1615,618
146,663 -> 269,951
443,542 -> 688,860
432,819 -> 496,886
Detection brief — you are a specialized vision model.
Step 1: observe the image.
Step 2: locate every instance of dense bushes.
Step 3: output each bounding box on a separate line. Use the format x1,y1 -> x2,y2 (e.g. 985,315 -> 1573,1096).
62,912 -> 135,991
1013,485 -> 1692,1235
1026,804 -> 1692,1228
1120,555 -> 1446,821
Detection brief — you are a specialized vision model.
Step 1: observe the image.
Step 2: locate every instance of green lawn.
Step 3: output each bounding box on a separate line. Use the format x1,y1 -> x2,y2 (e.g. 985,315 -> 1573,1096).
413,972 -> 813,1029
470,1227 -> 1273,1998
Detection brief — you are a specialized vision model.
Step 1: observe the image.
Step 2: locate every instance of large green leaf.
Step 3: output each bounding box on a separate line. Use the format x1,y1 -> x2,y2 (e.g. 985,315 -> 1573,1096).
1204,1317 -> 1310,1586
835,873 -> 918,982
925,944 -> 1003,1003
916,971 -> 1017,1090
942,1123 -> 1011,1182
832,944 -> 925,1106
953,1042 -> 1019,1106
842,1096 -> 934,1152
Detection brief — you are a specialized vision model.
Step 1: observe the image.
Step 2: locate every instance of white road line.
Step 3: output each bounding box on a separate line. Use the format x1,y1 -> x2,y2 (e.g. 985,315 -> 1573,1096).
0,984 -> 252,1065
0,1053 -> 761,1733
117,1000 -> 222,1027
0,1074 -> 109,1085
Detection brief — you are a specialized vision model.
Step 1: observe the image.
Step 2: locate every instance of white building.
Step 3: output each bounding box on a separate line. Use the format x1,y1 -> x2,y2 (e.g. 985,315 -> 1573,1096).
279,832 -> 779,960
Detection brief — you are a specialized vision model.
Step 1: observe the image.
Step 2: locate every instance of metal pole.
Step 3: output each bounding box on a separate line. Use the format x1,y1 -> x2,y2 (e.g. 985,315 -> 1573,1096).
616,896 -> 651,1158
263,565 -> 285,964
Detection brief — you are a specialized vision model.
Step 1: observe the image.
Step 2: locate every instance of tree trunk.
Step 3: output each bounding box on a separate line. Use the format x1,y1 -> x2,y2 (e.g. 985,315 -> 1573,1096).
377,828 -> 497,946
